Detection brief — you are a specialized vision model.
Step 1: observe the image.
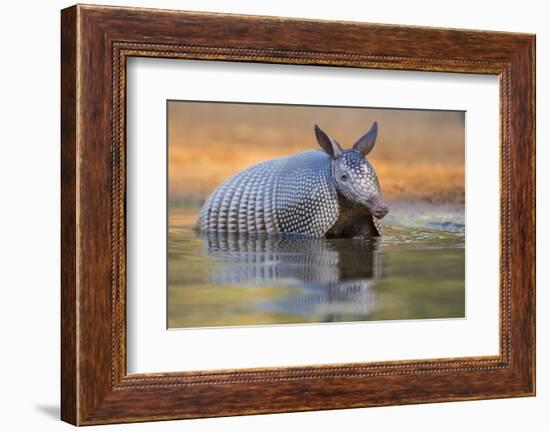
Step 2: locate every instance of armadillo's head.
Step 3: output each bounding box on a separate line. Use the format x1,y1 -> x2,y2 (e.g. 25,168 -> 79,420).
315,122 -> 389,220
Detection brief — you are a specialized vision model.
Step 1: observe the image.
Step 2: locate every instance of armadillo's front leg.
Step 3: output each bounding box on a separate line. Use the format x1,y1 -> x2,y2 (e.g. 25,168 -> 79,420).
351,216 -> 381,238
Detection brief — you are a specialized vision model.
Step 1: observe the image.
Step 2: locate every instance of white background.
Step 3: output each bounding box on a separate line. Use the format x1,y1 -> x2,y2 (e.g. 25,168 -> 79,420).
0,0 -> 547,430
127,59 -> 499,373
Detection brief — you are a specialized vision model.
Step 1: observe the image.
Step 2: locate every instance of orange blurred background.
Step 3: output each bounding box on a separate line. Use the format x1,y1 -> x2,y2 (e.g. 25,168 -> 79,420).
168,101 -> 464,207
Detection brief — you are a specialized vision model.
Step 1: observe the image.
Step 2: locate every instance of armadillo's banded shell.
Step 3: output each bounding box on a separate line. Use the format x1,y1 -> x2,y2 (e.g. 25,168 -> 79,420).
199,150 -> 340,237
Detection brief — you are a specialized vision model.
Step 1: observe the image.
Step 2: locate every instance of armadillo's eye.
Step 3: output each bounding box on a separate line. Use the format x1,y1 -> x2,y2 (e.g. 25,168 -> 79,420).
340,174 -> 348,181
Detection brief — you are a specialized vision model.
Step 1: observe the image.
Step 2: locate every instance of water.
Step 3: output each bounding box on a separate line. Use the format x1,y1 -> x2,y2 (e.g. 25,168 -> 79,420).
168,206 -> 465,329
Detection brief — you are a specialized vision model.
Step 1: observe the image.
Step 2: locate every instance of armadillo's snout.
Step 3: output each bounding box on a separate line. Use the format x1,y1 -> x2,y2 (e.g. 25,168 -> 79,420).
373,204 -> 389,219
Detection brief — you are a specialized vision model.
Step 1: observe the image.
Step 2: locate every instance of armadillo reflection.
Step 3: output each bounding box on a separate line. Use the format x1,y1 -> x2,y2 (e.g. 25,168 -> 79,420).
198,122 -> 389,238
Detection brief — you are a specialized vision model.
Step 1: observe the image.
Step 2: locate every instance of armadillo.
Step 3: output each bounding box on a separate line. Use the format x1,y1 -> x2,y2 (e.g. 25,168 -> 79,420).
198,122 -> 389,238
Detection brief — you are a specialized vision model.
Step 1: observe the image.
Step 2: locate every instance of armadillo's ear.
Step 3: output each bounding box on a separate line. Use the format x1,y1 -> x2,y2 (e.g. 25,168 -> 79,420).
314,124 -> 343,159
353,121 -> 378,156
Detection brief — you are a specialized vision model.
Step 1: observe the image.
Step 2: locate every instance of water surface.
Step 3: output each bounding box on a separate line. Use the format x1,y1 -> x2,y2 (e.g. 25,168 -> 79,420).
168,206 -> 465,329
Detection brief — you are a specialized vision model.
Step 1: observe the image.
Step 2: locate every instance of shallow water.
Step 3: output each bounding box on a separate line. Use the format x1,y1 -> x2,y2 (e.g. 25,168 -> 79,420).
168,206 -> 465,329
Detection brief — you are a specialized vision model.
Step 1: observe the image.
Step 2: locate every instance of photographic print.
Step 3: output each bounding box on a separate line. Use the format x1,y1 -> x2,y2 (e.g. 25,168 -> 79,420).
168,101 -> 465,329
60,7 -> 535,422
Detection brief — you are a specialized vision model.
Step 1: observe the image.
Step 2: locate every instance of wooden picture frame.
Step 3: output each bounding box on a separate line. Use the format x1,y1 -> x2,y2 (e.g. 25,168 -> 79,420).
61,4 -> 535,425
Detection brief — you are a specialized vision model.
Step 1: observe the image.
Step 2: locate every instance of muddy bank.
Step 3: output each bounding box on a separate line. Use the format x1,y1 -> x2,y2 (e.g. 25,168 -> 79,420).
169,144 -> 464,206
168,101 -> 465,206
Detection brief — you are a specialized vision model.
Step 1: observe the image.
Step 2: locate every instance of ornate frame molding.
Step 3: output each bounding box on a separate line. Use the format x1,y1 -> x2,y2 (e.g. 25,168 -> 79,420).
61,5 -> 535,425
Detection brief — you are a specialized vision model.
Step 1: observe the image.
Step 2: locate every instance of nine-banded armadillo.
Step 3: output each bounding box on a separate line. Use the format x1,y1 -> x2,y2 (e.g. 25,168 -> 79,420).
197,122 -> 389,238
